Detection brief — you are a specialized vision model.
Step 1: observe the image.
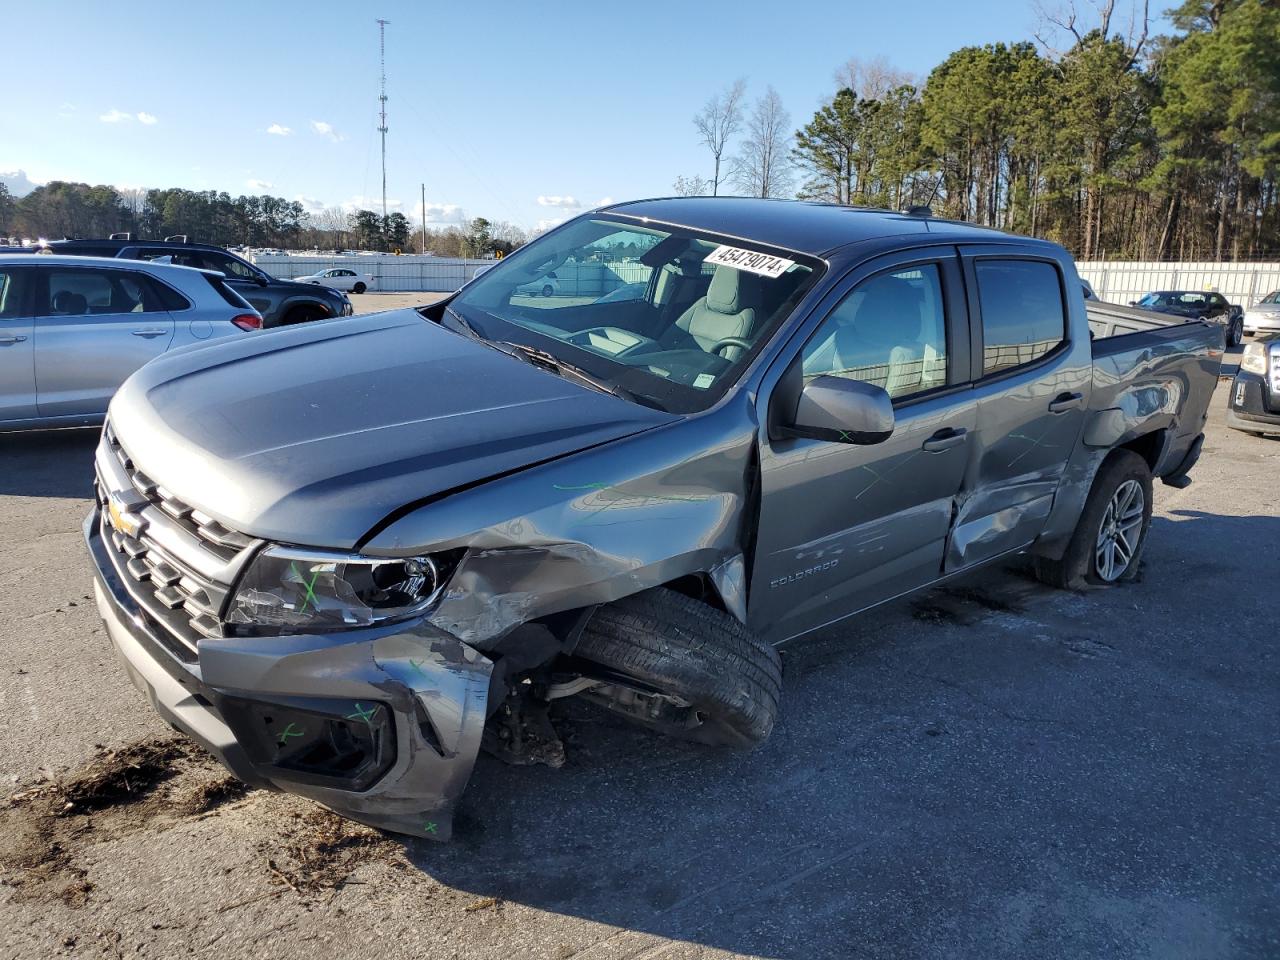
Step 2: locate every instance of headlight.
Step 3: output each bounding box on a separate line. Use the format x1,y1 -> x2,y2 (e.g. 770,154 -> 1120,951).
1240,342 -> 1269,376
227,545 -> 459,634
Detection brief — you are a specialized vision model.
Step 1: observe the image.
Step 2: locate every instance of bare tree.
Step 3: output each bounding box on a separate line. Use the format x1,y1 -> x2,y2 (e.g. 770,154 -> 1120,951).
1033,0 -> 1150,61
693,79 -> 747,196
734,87 -> 794,199
833,55 -> 915,100
672,174 -> 712,197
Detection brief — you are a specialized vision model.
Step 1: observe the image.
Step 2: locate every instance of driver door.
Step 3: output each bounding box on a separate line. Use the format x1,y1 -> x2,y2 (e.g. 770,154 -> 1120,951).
750,249 -> 976,644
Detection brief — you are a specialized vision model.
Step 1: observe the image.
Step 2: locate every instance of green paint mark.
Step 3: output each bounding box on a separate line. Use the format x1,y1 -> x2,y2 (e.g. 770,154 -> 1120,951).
277,722 -> 304,746
290,561 -> 322,614
838,430 -> 858,443
409,657 -> 429,678
346,703 -> 378,724
422,820 -> 438,834
553,482 -> 610,491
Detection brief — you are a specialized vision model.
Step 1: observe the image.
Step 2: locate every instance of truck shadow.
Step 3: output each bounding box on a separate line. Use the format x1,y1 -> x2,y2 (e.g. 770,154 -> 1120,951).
0,428 -> 99,498
402,507 -> 1279,958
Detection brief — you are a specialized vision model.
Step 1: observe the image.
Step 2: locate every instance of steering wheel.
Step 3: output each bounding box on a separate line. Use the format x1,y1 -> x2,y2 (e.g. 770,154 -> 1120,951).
710,337 -> 753,357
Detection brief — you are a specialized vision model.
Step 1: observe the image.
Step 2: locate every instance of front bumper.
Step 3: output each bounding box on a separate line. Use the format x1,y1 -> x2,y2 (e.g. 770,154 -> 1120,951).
1243,313 -> 1280,335
85,510 -> 491,840
1225,370 -> 1280,435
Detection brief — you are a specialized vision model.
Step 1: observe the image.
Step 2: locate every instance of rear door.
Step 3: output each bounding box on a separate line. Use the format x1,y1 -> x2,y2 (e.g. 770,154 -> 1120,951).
0,265 -> 36,422
947,246 -> 1091,571
751,247 -> 976,643
33,265 -> 176,419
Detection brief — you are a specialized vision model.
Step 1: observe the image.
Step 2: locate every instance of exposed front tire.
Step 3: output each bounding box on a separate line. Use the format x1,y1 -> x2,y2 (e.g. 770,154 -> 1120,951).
353,282 -> 367,294
573,587 -> 781,748
1033,450 -> 1154,590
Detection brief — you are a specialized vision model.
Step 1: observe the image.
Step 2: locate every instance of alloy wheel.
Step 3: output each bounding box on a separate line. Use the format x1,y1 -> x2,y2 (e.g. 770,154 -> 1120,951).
1094,478 -> 1145,581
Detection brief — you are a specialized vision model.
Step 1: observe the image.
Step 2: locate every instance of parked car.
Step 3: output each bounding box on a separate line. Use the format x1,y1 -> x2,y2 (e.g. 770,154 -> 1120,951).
1131,290 -> 1243,346
594,281 -> 648,304
30,237 -> 353,328
515,271 -> 559,297
0,254 -> 260,430
1242,290 -> 1280,337
297,267 -> 374,294
86,198 -> 1221,841
1226,335 -> 1280,437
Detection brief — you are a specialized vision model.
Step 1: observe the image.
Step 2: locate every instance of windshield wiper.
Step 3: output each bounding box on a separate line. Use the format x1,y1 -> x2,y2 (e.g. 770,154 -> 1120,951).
489,340 -> 657,408
441,305 -> 483,340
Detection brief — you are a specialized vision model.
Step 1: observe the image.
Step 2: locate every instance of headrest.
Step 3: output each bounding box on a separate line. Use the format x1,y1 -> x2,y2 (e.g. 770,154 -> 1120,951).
53,290 -> 88,315
707,266 -> 753,315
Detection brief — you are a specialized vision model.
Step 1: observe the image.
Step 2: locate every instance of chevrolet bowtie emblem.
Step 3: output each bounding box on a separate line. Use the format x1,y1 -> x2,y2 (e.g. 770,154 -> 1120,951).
106,492 -> 143,539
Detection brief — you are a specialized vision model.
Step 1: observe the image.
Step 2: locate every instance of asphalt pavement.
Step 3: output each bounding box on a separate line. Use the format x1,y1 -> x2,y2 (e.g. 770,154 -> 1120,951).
0,336 -> 1276,960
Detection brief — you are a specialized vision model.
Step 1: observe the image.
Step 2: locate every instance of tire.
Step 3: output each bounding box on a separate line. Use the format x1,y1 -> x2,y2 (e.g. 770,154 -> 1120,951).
574,587 -> 781,748
353,282 -> 366,294
541,284 -> 554,298
1033,450 -> 1154,590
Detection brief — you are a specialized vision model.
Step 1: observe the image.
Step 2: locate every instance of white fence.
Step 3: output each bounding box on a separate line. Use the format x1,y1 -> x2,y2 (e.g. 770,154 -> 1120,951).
253,254 -> 495,293
1077,261 -> 1280,308
253,254 -> 652,296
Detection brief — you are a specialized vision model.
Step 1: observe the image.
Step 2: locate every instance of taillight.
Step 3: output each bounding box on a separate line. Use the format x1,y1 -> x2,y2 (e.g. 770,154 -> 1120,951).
232,314 -> 262,331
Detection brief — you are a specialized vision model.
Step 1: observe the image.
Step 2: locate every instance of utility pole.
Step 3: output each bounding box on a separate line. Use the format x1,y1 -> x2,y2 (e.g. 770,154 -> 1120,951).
376,18 -> 390,226
421,183 -> 427,255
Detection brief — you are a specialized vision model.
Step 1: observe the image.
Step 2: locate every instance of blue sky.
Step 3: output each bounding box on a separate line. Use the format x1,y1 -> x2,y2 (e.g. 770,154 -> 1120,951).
2,0 -> 1160,231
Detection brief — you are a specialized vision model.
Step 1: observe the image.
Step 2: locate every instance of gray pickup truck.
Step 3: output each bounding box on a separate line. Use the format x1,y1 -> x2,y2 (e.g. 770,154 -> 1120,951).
85,199 -> 1221,840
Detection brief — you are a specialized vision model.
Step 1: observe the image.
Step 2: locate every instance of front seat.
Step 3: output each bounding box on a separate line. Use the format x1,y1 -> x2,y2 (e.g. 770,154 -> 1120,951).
832,281 -> 926,397
670,266 -> 760,361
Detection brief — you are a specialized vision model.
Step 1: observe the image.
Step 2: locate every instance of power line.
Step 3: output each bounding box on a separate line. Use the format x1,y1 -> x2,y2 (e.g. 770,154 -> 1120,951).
376,18 -> 390,224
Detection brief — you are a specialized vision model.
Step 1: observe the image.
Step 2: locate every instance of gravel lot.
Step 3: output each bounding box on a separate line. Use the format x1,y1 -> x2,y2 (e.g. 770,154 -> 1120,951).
0,327 -> 1276,960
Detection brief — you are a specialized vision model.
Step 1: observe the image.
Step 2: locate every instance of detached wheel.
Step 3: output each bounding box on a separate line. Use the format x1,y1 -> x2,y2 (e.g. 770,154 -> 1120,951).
1033,450 -> 1153,590
353,282 -> 367,294
574,588 -> 781,748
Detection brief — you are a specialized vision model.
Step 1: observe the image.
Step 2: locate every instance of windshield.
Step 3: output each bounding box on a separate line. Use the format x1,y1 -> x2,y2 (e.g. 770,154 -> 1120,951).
1260,290 -> 1280,304
445,216 -> 823,413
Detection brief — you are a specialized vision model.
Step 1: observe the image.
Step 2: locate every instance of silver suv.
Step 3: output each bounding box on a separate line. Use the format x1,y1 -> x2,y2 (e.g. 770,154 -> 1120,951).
0,254 -> 262,430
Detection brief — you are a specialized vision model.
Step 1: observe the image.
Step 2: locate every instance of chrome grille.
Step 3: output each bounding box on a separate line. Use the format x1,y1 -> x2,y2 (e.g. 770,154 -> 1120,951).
96,423 -> 260,661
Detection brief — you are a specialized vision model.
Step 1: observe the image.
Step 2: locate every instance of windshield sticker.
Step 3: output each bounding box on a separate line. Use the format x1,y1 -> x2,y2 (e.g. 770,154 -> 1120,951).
705,245 -> 796,278
693,373 -> 715,389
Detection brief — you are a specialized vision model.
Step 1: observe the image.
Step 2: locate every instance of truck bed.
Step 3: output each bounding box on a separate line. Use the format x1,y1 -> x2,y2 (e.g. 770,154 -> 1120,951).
1088,318 -> 1223,479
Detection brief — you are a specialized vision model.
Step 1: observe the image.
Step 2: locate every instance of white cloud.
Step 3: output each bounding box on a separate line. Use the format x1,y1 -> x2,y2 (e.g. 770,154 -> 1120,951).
339,194 -> 404,213
136,112 -> 158,125
537,195 -> 580,208
595,196 -> 615,207
266,123 -> 291,136
537,216 -> 569,231
246,178 -> 273,192
99,108 -> 131,123
0,169 -> 41,197
310,120 -> 346,142
421,203 -> 466,225
57,102 -> 76,119
294,194 -> 326,214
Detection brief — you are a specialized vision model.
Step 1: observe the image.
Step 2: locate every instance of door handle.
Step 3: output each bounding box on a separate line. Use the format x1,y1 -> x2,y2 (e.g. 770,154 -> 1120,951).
0,335 -> 27,345
921,427 -> 967,453
131,329 -> 168,338
1048,391 -> 1085,414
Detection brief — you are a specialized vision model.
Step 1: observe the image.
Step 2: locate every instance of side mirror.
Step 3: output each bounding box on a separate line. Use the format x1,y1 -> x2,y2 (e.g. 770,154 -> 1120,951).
255,274 -> 270,286
786,375 -> 894,444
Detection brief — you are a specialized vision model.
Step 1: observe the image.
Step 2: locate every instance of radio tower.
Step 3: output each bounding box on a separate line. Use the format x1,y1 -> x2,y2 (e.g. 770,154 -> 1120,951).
376,18 -> 390,223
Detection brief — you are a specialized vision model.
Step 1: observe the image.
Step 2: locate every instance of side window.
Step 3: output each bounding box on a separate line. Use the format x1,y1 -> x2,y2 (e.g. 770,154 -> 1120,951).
0,268 -> 32,319
41,268 -> 167,316
974,260 -> 1066,376
802,264 -> 949,401
202,252 -> 259,280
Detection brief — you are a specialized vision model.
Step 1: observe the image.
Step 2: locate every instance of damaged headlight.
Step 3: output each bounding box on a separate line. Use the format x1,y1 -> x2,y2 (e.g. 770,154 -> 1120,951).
227,546 -> 459,634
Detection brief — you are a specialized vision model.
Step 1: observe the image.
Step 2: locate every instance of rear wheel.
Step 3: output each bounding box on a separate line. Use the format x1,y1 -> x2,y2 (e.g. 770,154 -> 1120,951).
1033,450 -> 1154,590
353,282 -> 367,294
541,284 -> 554,298
573,588 -> 781,748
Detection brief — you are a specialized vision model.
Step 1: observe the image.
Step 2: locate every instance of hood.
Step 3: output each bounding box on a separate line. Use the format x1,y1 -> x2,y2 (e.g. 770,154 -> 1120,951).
109,310 -> 676,548
1247,302 -> 1280,314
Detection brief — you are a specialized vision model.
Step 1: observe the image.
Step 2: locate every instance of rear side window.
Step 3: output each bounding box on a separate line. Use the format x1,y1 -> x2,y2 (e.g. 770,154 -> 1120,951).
975,260 -> 1066,375
41,267 -> 174,316
203,274 -> 253,309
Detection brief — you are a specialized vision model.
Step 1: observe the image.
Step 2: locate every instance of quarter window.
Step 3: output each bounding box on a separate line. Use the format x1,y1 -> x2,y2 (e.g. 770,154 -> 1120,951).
802,264 -> 949,400
975,260 -> 1066,375
0,268 -> 31,318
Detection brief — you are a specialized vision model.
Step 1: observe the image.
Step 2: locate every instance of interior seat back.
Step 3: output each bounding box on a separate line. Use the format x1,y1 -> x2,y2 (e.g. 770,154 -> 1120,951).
673,266 -> 760,360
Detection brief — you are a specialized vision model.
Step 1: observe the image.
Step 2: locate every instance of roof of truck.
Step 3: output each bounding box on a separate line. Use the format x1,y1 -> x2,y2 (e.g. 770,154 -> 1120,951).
598,197 -> 1019,258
